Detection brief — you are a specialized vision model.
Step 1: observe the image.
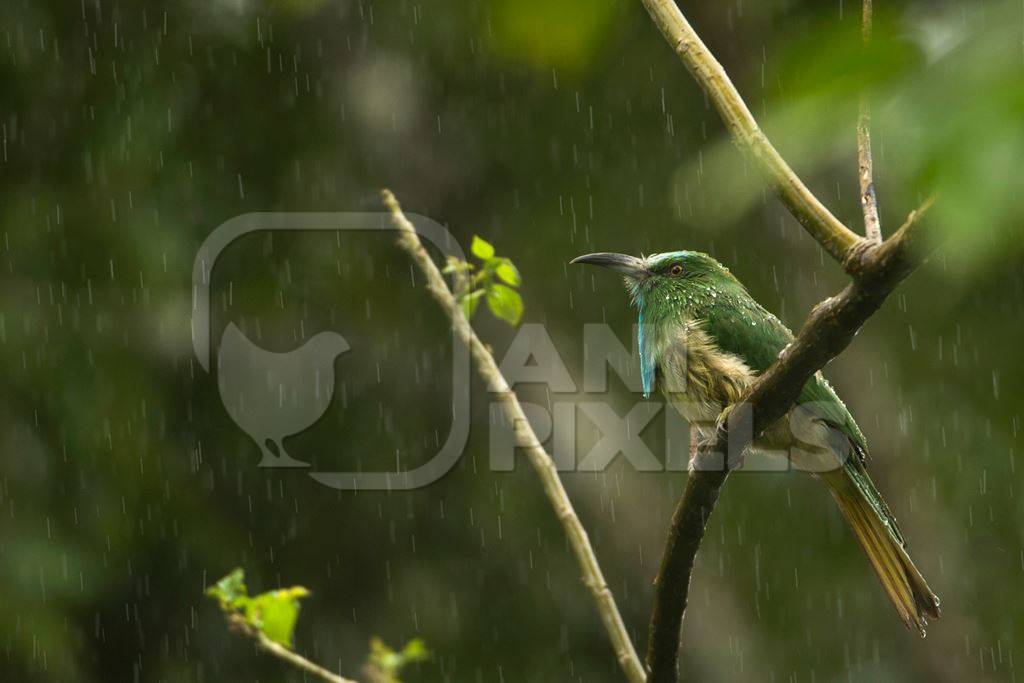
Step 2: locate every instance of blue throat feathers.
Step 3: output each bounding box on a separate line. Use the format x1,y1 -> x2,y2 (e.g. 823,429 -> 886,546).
636,292 -> 656,398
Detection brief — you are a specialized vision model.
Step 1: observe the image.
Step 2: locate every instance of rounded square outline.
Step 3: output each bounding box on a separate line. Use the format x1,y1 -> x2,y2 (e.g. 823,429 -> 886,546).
191,212 -> 470,490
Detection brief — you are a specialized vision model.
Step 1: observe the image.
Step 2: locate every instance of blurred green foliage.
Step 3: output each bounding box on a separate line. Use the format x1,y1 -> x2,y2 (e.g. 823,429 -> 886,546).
1,0 -> 1023,681
488,0 -> 622,71
365,637 -> 431,683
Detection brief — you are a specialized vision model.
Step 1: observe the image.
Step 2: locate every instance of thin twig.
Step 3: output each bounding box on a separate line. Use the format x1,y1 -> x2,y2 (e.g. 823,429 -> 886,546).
892,194 -> 936,238
858,0 -> 883,242
225,613 -> 357,683
382,189 -> 647,683
639,0 -> 863,263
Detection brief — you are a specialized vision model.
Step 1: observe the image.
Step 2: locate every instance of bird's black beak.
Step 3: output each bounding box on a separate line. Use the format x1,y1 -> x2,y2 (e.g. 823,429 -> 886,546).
570,252 -> 649,279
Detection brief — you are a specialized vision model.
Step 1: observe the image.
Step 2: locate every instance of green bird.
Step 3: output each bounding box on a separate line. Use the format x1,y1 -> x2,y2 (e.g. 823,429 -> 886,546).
572,250 -> 940,634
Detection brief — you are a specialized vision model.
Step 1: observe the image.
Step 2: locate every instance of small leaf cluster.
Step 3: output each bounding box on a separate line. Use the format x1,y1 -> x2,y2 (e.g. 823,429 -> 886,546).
363,637 -> 431,683
206,569 -> 430,681
443,235 -> 523,326
205,568 -> 310,649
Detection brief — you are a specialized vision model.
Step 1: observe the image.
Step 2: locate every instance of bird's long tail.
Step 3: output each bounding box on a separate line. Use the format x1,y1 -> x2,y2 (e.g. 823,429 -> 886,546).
822,468 -> 941,634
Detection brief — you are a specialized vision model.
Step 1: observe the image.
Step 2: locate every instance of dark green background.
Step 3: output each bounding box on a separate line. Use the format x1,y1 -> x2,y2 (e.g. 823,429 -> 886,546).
2,0 -> 1022,681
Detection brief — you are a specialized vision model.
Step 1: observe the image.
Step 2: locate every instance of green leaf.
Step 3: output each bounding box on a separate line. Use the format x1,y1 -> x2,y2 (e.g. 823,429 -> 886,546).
205,569 -> 310,650
400,638 -> 431,663
494,259 -> 521,286
486,284 -> 523,326
206,568 -> 248,606
460,289 -> 485,319
470,235 -> 495,260
245,586 -> 310,648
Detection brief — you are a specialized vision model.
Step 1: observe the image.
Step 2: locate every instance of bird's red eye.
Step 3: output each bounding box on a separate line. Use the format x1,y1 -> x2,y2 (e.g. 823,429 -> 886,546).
669,264 -> 684,276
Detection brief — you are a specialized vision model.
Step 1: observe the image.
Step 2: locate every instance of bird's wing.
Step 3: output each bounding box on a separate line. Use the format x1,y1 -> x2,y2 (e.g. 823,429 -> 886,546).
700,293 -> 868,453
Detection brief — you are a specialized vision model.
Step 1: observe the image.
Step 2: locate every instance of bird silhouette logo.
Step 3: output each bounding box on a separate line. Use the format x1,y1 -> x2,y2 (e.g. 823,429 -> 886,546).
216,322 -> 350,467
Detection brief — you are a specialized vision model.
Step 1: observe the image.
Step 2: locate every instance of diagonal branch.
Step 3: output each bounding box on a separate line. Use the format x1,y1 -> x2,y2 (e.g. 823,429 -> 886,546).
645,466 -> 728,683
382,189 -> 648,683
858,0 -> 883,242
742,200 -> 934,436
639,0 -> 863,263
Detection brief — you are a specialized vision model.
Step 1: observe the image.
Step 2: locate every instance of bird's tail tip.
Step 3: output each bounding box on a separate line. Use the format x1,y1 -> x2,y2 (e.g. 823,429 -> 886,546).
826,474 -> 940,634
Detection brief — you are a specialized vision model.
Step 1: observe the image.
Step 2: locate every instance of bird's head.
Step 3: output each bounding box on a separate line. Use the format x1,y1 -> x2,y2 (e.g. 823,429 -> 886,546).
571,250 -> 739,319
571,250 -> 743,397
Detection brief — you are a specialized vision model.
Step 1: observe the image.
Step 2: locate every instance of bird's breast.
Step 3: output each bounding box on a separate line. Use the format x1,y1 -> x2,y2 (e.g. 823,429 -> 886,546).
655,321 -> 842,472
656,321 -> 754,426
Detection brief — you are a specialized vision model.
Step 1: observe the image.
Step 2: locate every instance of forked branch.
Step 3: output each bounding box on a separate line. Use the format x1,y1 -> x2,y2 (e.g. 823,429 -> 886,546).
636,2 -> 937,681
645,199 -> 933,682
